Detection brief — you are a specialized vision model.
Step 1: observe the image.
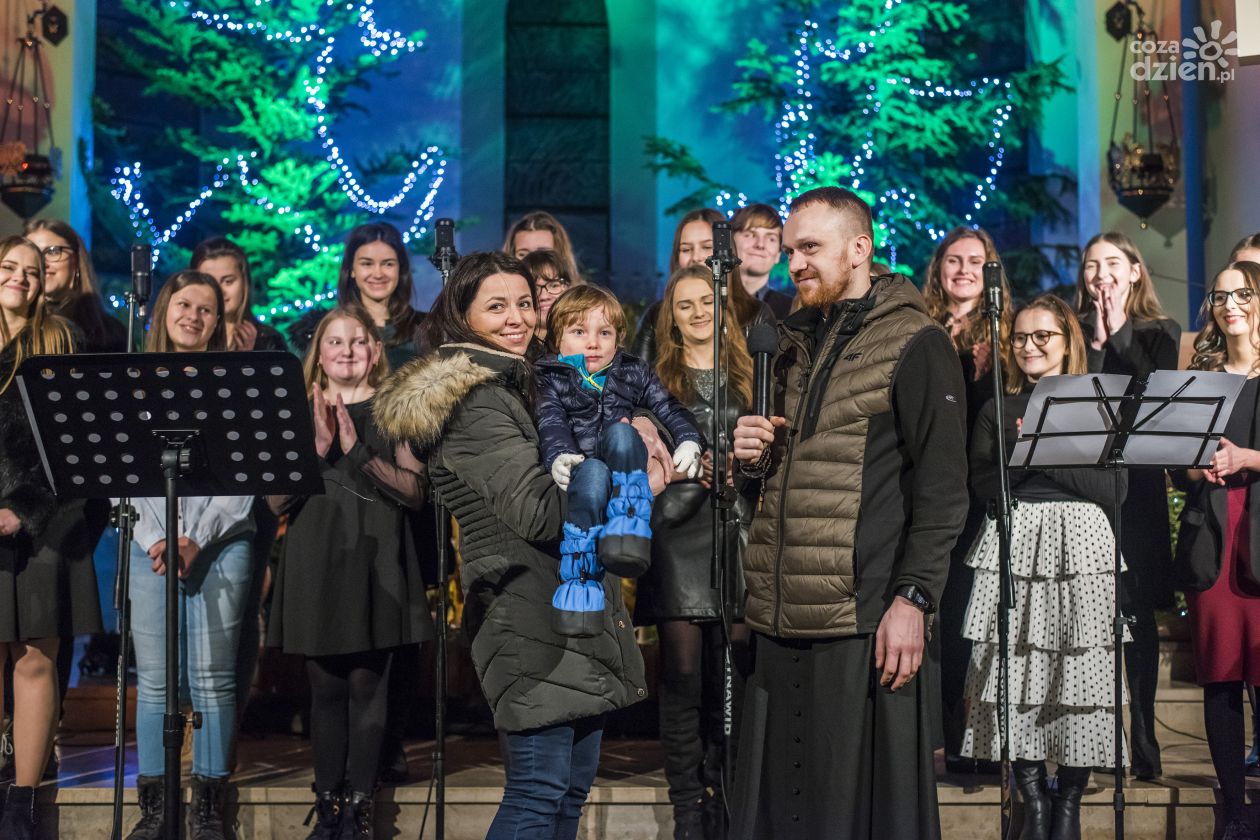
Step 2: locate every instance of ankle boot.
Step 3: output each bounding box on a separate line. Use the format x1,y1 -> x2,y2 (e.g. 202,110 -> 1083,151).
303,783 -> 343,840
1013,760 -> 1051,840
126,776 -> 164,840
660,672 -> 705,811
0,784 -> 35,840
341,790 -> 373,839
672,799 -> 705,840
600,470 -> 653,578
1048,765 -> 1091,840
189,774 -> 230,840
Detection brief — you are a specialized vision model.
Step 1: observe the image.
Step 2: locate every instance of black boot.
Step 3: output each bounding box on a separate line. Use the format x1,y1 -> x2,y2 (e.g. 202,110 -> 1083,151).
0,784 -> 35,840
189,774 -> 230,840
660,672 -> 706,813
1013,760 -> 1051,840
1048,765 -> 1091,840
672,799 -> 705,840
126,776 -> 164,840
303,784 -> 343,840
341,790 -> 373,839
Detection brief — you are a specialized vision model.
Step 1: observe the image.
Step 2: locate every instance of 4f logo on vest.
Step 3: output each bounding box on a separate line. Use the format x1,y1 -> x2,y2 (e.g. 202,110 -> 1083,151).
842,352 -> 862,362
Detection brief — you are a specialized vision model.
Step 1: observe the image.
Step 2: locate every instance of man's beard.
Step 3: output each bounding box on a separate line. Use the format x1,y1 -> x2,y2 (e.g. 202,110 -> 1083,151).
794,265 -> 853,308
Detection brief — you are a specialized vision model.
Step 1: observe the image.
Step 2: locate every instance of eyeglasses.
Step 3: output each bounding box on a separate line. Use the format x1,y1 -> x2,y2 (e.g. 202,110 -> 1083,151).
1208,288 -> 1255,307
1011,330 -> 1063,349
41,245 -> 73,264
537,276 -> 571,295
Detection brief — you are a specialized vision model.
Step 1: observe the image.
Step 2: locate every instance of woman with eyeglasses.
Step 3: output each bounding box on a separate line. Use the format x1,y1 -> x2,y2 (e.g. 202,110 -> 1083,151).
1075,232 -> 1179,781
961,294 -> 1128,840
23,219 -> 127,353
520,249 -> 580,346
1174,261 -> 1260,840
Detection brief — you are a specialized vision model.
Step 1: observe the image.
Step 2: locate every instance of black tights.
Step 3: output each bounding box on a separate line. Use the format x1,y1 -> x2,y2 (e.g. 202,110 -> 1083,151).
307,649 -> 394,794
1204,681 -> 1250,824
657,619 -> 751,807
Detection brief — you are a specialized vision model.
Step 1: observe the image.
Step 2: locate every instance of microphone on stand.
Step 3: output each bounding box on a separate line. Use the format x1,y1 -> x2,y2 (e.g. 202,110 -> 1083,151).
429,218 -> 458,284
983,260 -> 1004,316
131,243 -> 153,303
747,322 -> 778,419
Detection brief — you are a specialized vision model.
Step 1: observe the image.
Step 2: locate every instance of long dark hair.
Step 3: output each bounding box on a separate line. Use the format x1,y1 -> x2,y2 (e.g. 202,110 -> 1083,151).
425,251 -> 536,350
337,222 -> 423,346
655,265 -> 754,407
22,218 -> 114,350
1191,261 -> 1260,374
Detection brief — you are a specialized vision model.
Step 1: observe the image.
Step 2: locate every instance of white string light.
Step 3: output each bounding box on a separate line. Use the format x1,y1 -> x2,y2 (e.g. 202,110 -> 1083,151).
775,3 -> 1016,251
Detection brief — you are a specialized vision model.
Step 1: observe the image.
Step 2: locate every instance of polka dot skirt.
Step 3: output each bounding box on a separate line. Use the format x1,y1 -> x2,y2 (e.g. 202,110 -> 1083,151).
960,500 -> 1129,767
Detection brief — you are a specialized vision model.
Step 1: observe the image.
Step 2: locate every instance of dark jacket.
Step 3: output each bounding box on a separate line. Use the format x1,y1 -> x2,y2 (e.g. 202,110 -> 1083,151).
1084,313 -> 1181,607
534,350 -> 701,470
1172,375 -> 1260,591
971,389 -> 1127,510
635,370 -> 751,623
743,275 -> 969,637
755,285 -> 795,320
373,343 -> 647,732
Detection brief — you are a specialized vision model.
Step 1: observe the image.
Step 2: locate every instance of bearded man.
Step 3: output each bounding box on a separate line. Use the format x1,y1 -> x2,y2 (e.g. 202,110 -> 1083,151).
730,186 -> 968,839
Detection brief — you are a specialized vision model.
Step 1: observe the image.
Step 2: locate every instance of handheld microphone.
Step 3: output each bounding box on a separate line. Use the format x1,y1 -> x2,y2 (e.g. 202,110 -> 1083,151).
747,322 -> 778,418
130,243 -> 153,301
983,260 -> 1004,316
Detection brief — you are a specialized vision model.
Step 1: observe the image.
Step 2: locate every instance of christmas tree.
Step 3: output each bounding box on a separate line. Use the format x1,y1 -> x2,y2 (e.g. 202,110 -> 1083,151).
89,0 -> 446,330
648,0 -> 1073,293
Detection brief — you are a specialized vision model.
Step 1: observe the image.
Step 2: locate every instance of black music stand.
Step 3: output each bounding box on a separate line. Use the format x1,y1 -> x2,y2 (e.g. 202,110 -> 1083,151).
1010,369 -> 1245,840
16,351 -> 322,840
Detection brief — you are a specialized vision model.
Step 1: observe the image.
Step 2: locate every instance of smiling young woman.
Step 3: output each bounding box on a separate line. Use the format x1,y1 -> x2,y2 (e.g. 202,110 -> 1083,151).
128,270 -> 251,840
0,236 -> 92,838
268,304 -> 431,836
639,264 -> 756,834
1177,260 -> 1260,840
963,294 -> 1124,840
23,218 -> 127,353
1074,231 -> 1180,781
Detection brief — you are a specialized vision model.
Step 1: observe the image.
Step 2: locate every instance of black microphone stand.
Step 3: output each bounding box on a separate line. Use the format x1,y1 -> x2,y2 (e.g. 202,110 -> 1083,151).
425,219 -> 457,840
981,261 -> 1015,840
704,222 -> 740,828
111,244 -> 151,840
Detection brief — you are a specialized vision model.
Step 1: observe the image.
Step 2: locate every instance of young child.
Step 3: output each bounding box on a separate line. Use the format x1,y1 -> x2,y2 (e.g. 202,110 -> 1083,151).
535,284 -> 703,637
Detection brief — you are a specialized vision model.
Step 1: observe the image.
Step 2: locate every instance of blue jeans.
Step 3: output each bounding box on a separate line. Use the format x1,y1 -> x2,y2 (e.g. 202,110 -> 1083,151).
567,422 -> 648,531
128,537 -> 252,778
487,714 -> 607,840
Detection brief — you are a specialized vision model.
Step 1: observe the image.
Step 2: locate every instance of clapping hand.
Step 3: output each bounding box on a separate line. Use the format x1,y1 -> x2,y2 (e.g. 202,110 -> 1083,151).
1091,285 -> 1127,350
313,388 -> 336,458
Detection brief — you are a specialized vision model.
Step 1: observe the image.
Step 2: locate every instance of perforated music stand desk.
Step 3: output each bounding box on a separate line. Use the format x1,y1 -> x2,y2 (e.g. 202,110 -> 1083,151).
1008,369 -> 1244,840
15,351 -> 321,840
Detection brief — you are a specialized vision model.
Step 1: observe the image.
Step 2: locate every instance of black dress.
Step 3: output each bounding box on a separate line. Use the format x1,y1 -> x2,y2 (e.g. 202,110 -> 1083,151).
0,339 -> 102,641
1083,312 -> 1180,778
267,398 -> 434,656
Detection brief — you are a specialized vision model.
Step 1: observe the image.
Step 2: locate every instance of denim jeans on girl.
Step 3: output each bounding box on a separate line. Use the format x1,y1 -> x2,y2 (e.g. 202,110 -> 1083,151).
486,714 -> 607,840
128,536 -> 252,778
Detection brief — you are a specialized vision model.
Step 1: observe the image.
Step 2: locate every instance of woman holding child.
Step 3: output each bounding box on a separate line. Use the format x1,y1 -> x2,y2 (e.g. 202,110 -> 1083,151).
374,253 -> 654,839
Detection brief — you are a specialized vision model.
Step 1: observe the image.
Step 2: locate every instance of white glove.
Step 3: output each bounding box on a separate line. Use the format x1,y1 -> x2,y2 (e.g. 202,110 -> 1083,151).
672,440 -> 703,479
550,453 -> 586,491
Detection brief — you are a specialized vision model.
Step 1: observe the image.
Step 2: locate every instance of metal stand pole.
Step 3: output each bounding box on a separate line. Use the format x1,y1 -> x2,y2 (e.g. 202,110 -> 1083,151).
981,263 -> 1015,839
158,435 -> 198,840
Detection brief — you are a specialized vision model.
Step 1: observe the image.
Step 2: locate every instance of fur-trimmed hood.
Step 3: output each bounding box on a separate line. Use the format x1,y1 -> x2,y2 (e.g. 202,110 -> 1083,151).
373,343 -> 530,449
